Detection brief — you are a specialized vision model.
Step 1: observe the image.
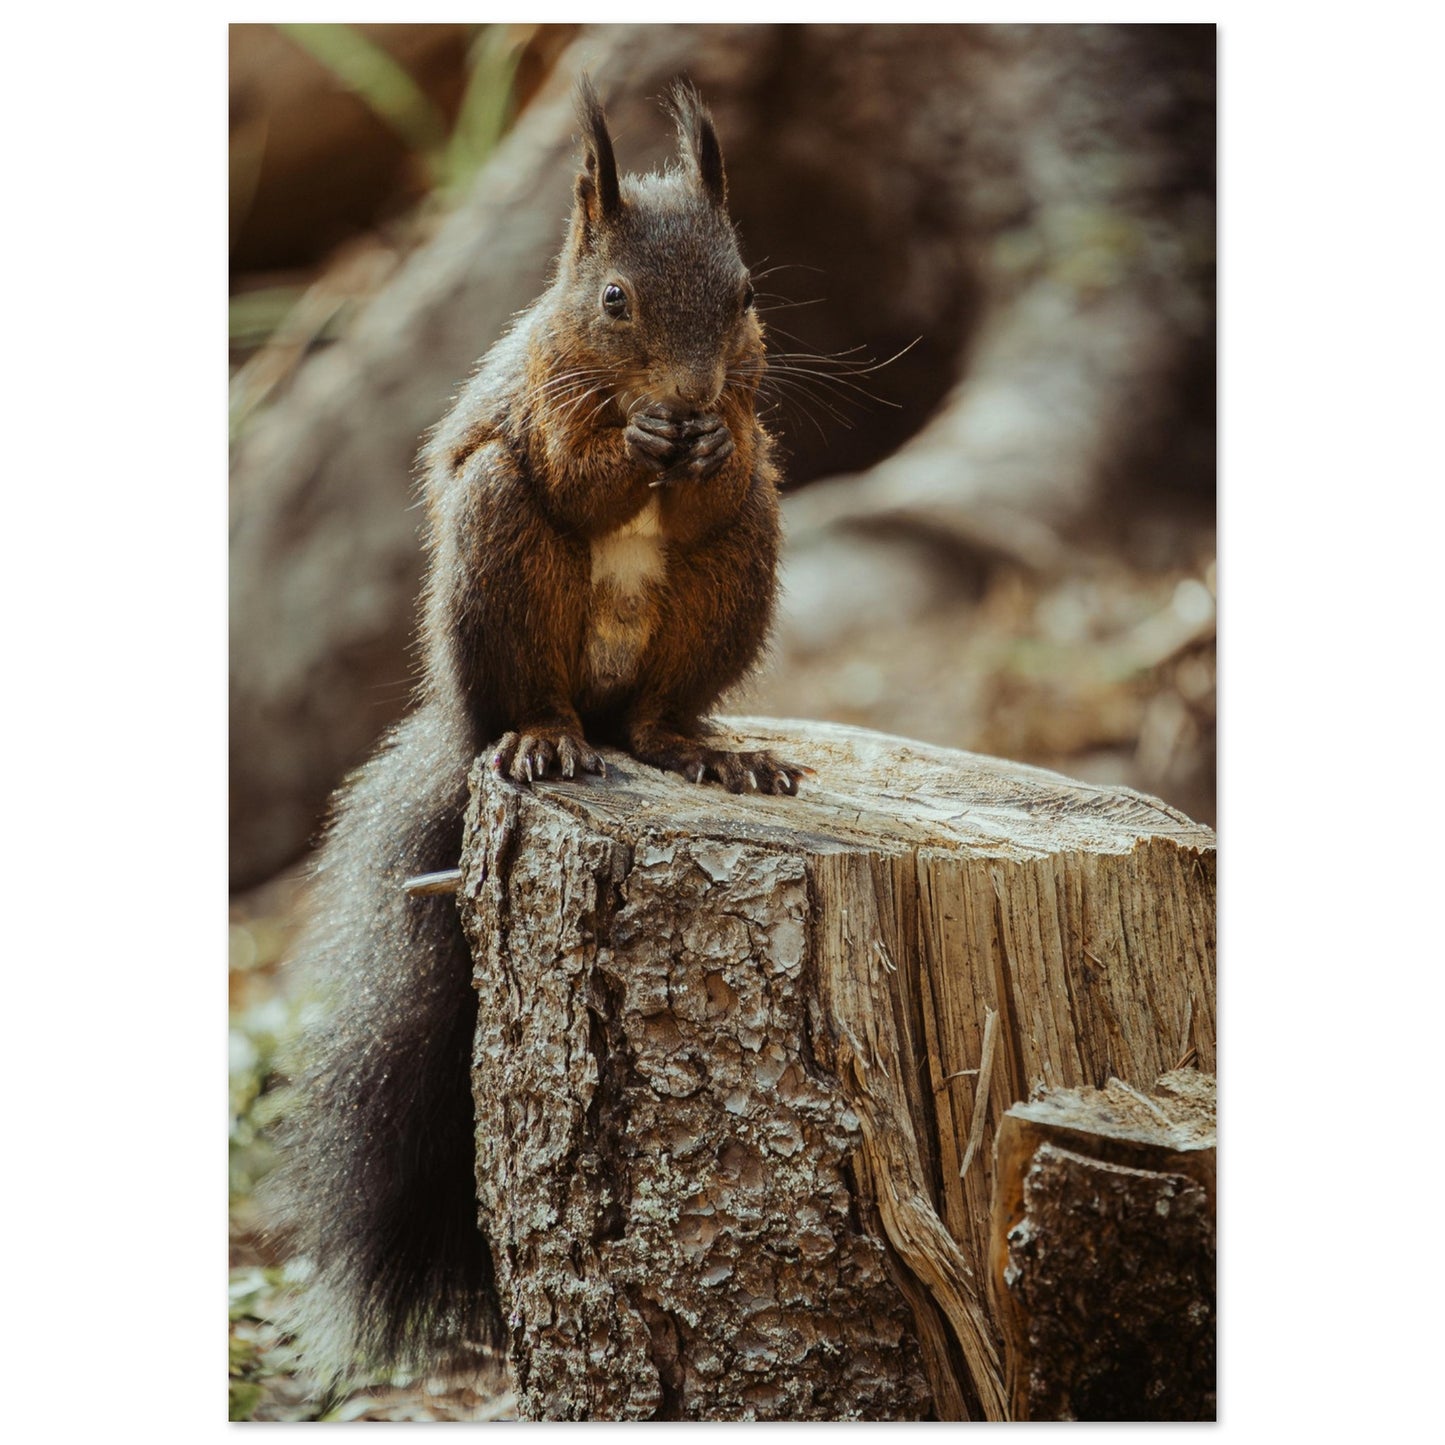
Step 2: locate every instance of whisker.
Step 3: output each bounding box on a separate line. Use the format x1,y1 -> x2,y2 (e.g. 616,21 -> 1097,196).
759,377 -> 857,430
731,367 -> 851,439
744,355 -> 897,413
763,345 -> 868,365
555,384 -> 609,424
582,391 -> 617,429
740,356 -> 881,425
533,367 -> 615,398
766,365 -> 898,409
756,295 -> 827,315
759,386 -> 833,444
749,261 -> 827,280
768,336 -> 922,376
756,321 -> 838,354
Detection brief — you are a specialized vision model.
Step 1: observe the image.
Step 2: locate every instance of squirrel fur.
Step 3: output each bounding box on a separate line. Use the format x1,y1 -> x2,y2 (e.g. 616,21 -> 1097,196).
267,77 -> 805,1385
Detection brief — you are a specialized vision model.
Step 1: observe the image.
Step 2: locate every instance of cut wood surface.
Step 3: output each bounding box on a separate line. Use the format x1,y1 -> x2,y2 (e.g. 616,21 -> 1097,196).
989,1071 -> 1217,1420
456,718 -> 1215,1420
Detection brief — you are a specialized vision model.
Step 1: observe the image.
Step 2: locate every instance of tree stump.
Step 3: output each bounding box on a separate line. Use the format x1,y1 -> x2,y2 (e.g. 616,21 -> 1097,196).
456,718 -> 1215,1420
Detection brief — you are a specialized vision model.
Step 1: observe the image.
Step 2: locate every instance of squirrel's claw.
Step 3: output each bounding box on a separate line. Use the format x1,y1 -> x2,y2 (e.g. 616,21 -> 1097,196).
633,735 -> 811,795
625,424 -> 678,469
493,729 -> 605,786
678,420 -> 735,480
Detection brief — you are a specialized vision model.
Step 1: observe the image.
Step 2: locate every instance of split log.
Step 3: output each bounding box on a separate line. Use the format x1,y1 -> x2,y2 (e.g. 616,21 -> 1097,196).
988,1071 -> 1217,1420
455,718 -> 1215,1420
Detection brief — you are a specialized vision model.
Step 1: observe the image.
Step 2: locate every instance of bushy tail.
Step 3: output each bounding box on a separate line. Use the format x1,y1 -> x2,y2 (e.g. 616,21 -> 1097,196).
264,701 -> 501,1385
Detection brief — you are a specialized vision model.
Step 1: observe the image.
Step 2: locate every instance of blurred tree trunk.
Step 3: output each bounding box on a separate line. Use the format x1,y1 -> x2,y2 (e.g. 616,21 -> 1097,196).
230,23 -> 1214,887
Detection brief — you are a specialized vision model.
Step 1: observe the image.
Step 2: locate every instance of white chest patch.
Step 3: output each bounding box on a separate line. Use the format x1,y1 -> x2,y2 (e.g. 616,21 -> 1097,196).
589,497 -> 667,594
585,499 -> 666,690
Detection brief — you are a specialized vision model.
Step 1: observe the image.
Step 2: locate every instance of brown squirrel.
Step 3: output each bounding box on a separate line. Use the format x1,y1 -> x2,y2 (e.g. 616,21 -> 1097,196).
422,78 -> 806,795
268,78 -> 806,1385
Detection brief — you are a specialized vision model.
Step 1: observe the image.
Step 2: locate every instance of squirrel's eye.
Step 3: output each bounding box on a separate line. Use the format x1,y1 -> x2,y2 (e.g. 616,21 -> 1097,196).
741,283 -> 756,312
601,284 -> 629,320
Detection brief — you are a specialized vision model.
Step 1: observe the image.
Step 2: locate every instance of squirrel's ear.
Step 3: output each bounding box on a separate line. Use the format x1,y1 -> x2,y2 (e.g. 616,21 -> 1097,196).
573,75 -> 621,239
667,79 -> 726,208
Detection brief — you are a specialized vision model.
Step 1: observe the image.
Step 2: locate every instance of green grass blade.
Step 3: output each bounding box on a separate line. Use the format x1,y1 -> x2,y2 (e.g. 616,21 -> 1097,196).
440,25 -> 524,195
278,23 -> 449,178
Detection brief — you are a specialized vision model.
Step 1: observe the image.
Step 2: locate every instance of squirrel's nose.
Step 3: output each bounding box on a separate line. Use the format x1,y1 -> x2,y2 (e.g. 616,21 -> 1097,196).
661,361 -> 723,410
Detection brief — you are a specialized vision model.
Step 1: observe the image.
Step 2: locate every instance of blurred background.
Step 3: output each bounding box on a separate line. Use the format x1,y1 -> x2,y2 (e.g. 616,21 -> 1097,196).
229,22 -> 1214,1419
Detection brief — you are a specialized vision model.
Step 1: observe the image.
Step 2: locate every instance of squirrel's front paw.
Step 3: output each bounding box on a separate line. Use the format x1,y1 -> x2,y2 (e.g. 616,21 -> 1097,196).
665,411 -> 735,481
628,405 -> 735,483
492,727 -> 606,784
625,404 -> 687,472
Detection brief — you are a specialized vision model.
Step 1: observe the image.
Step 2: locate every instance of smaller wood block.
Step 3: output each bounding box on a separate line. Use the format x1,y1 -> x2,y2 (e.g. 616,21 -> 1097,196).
989,1072 -> 1216,1421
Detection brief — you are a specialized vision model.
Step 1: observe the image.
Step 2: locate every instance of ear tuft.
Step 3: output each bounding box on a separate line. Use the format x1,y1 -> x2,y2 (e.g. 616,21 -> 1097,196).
666,78 -> 726,207
574,74 -> 621,227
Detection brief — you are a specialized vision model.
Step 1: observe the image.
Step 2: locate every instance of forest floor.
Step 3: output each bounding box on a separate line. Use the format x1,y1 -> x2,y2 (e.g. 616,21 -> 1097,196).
229,861 -> 518,1421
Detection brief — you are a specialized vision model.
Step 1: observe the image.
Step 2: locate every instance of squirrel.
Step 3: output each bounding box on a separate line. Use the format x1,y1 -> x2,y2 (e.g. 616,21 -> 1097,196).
266,76 -> 808,1386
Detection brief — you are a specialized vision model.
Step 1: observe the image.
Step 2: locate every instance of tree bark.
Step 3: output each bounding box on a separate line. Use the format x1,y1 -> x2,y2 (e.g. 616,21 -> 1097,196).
988,1071 -> 1217,1420
456,718 -> 1215,1420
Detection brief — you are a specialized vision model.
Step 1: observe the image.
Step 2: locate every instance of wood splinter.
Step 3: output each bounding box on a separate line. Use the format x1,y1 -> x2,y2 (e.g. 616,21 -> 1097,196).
402,867 -> 463,897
